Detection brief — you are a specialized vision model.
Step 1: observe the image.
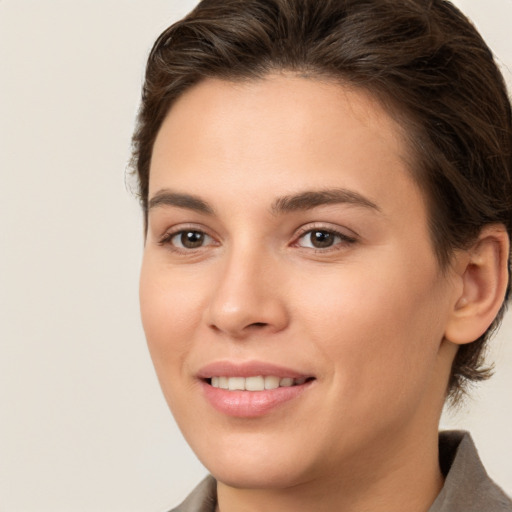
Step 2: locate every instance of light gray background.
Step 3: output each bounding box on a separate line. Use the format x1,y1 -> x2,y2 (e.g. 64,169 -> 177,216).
0,1 -> 511,510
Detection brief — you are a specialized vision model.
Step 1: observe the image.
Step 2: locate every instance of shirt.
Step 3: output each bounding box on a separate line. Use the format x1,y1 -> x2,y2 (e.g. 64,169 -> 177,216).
169,431 -> 512,512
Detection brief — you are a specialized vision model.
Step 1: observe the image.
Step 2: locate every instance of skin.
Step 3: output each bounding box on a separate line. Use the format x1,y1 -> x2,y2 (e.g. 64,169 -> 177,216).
140,75 -> 504,512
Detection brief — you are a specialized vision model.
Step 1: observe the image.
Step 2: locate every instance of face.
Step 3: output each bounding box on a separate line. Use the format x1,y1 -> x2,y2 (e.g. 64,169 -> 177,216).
140,75 -> 458,489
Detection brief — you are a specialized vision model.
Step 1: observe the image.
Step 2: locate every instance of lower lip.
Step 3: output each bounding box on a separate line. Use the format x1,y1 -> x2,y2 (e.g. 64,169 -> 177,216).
201,380 -> 313,418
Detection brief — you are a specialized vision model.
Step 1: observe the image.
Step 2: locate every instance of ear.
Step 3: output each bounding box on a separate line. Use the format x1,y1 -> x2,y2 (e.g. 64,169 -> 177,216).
444,224 -> 510,345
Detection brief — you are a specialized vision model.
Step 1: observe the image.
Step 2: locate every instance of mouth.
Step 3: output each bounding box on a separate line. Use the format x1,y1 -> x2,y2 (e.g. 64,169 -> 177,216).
198,361 -> 316,417
205,375 -> 314,391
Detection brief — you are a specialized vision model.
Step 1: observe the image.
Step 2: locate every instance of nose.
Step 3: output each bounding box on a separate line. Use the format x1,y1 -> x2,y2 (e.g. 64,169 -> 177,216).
204,248 -> 289,339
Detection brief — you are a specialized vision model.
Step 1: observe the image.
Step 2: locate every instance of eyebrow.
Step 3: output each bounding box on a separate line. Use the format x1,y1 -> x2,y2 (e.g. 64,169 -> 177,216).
270,188 -> 380,214
148,190 -> 214,215
147,187 -> 380,216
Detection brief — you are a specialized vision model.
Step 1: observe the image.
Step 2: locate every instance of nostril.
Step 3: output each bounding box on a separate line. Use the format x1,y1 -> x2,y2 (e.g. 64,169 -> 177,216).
249,322 -> 268,328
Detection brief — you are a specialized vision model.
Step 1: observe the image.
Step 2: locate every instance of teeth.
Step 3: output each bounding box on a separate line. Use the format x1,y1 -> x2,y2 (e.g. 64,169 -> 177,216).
210,376 -> 308,391
264,376 -> 280,390
228,377 -> 245,391
245,376 -> 265,391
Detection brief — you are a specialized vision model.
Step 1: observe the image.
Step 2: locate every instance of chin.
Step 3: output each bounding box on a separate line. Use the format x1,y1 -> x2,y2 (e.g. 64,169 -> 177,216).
209,459 -> 311,490
190,431 -> 318,489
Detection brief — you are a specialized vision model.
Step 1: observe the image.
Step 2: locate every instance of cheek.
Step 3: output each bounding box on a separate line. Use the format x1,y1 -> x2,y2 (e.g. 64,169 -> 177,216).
139,256 -> 204,376
294,259 -> 448,404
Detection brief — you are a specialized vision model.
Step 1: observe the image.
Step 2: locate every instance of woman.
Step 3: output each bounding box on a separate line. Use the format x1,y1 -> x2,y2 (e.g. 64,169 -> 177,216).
132,0 -> 512,510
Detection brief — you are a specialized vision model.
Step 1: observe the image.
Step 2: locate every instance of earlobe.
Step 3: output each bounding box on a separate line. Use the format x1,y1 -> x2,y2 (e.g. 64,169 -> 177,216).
444,224 -> 510,345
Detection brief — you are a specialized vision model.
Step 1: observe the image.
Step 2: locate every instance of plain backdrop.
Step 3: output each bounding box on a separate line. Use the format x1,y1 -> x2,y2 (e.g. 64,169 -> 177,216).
0,1 -> 511,510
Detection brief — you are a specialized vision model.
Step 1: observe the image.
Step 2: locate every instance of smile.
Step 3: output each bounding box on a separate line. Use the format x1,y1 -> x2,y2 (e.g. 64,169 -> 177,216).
198,362 -> 316,417
208,376 -> 310,391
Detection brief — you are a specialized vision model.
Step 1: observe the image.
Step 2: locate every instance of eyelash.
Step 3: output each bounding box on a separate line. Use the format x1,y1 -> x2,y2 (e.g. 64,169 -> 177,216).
293,226 -> 357,252
157,225 -> 358,254
158,227 -> 217,253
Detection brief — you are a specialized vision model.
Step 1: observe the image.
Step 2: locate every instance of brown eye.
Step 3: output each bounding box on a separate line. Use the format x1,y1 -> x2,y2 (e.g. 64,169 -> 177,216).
296,229 -> 355,250
310,231 -> 335,248
182,231 -> 204,248
170,230 -> 212,249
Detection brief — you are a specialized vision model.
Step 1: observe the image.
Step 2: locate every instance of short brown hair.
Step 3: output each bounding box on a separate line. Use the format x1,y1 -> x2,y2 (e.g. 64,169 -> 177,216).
131,0 -> 512,402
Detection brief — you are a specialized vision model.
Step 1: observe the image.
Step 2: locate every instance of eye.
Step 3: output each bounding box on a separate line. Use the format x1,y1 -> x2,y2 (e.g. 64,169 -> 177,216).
296,229 -> 355,250
160,229 -> 215,250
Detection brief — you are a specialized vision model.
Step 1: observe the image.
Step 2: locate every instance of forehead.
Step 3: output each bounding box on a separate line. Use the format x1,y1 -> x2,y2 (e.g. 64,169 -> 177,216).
149,74 -> 426,222
153,75 -> 409,164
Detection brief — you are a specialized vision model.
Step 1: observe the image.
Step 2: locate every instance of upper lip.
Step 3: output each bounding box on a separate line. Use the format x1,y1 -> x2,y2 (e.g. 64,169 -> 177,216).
196,360 -> 314,379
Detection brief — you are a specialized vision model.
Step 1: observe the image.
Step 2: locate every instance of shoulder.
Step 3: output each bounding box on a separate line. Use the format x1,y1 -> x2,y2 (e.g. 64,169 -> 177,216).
429,430 -> 512,512
167,475 -> 217,512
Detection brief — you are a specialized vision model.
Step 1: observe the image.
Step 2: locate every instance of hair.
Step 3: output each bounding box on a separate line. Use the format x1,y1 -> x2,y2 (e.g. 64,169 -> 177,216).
131,0 -> 512,403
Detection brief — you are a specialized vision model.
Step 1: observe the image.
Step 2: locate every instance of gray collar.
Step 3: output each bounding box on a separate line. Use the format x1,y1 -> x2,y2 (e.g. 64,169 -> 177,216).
429,430 -> 511,511
169,476 -> 216,512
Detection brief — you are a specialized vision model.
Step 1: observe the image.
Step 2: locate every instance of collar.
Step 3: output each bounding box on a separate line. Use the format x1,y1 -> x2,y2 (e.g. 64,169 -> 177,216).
429,430 -> 511,511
